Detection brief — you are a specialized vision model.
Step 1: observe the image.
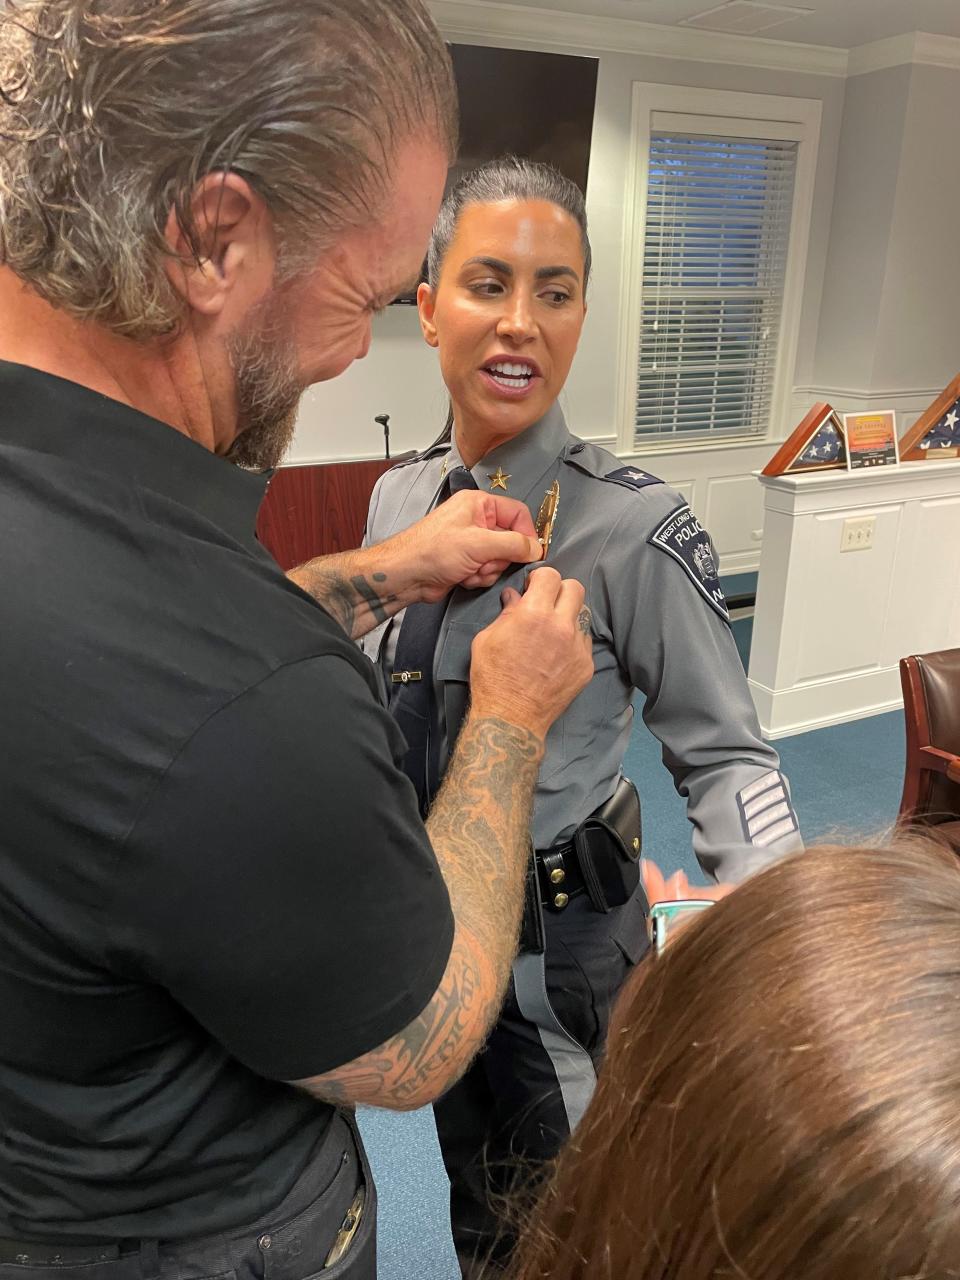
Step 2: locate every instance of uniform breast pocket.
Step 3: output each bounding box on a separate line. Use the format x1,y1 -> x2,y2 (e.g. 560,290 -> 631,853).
436,601 -> 569,781
434,562 -> 534,684
434,558 -> 533,686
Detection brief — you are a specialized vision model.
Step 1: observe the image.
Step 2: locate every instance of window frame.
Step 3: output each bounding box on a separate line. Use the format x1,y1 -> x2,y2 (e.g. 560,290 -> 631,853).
615,84 -> 822,457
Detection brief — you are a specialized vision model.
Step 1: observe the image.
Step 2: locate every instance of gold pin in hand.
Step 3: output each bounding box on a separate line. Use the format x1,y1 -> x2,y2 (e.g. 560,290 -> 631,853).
535,481 -> 560,557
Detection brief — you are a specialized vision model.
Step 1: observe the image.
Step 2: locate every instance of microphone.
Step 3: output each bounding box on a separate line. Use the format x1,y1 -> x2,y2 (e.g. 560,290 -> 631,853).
374,413 -> 391,460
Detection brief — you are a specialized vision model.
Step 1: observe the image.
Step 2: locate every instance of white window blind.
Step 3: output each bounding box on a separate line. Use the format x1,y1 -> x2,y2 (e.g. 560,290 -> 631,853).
635,132 -> 798,446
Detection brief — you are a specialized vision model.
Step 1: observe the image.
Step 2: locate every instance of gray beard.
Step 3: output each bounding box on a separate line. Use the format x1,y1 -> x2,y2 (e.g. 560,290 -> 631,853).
225,297 -> 303,472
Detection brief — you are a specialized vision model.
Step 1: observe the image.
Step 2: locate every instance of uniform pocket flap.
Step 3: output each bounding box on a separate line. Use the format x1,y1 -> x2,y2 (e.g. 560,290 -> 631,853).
435,619 -> 477,683
611,890 -> 651,965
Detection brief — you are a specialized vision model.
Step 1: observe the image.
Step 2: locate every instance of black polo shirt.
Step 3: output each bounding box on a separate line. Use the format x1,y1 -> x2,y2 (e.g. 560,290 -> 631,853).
0,360 -> 454,1240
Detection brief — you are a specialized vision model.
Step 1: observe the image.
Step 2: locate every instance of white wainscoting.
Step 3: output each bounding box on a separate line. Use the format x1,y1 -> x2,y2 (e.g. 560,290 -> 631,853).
600,385 -> 951,579
748,458 -> 960,738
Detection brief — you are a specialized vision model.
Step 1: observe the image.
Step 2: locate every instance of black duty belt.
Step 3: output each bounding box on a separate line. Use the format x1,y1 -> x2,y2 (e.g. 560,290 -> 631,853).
535,842 -> 586,913
531,778 -> 644,922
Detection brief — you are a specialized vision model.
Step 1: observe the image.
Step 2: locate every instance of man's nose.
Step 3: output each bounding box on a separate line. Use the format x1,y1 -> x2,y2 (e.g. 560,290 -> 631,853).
356,317 -> 373,361
496,290 -> 536,343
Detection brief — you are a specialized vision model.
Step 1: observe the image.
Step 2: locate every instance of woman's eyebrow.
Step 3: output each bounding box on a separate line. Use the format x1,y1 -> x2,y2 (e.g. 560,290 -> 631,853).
460,256 -> 580,285
461,255 -> 512,275
535,265 -> 580,283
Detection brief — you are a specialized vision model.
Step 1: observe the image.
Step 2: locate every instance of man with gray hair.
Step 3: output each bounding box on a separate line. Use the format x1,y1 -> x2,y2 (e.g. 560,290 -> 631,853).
0,2 -> 593,1275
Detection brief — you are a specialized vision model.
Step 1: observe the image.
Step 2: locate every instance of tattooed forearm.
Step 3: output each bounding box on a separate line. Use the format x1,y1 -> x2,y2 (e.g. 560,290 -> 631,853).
348,573 -> 394,626
287,554 -> 401,639
293,715 -> 543,1111
296,930 -> 495,1110
426,715 -> 542,991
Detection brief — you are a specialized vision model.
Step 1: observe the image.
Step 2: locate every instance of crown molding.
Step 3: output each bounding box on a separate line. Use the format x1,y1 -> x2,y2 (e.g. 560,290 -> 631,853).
913,31 -> 960,71
430,3 -> 960,79
428,0 -> 849,76
848,31 -> 960,76
847,32 -> 918,76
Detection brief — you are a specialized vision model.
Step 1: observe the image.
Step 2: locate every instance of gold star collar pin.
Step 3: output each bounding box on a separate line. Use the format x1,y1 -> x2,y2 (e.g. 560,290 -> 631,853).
488,466 -> 511,491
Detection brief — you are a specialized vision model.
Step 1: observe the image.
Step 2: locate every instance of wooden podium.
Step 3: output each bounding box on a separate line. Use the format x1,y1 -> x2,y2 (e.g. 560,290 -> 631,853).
257,456 -> 411,571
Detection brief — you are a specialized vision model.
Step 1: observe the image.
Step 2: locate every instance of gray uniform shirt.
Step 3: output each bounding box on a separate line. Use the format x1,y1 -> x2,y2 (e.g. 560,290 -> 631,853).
361,404 -> 801,883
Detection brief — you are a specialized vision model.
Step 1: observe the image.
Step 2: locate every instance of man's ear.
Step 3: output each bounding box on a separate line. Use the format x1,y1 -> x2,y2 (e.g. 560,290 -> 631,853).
163,172 -> 275,317
417,282 -> 439,348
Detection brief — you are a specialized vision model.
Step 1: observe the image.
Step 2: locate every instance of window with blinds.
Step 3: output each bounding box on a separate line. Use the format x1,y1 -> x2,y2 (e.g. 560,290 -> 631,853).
635,132 -> 798,446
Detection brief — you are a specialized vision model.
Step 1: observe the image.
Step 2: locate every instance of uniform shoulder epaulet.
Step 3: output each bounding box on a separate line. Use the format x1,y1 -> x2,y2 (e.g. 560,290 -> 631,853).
562,440 -> 663,492
602,465 -> 664,492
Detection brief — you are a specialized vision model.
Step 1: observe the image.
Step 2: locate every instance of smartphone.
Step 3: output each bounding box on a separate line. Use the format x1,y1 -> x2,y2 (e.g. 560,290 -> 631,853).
649,898 -> 715,955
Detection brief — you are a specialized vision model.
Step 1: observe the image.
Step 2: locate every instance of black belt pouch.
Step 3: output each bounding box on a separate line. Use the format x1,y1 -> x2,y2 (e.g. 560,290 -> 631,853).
573,776 -> 644,913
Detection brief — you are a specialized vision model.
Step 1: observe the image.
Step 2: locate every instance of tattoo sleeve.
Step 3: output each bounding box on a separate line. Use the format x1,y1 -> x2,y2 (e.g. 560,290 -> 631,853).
294,717 -> 542,1111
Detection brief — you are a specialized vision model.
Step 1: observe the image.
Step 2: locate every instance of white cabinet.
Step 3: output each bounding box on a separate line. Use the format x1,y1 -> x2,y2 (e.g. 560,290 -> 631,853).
748,461 -> 960,737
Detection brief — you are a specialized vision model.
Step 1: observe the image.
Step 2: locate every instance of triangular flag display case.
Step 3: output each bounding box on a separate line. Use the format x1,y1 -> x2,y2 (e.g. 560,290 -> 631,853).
899,375 -> 960,462
761,403 -> 847,477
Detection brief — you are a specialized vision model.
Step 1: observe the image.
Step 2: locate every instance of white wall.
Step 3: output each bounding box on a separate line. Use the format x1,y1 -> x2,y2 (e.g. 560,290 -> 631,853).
874,64 -> 960,389
810,66 -> 912,392
287,29 -> 847,581
805,61 -> 960,421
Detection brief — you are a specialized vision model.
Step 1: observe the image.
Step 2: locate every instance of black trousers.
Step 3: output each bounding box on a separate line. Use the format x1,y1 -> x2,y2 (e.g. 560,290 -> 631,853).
0,1111 -> 376,1280
434,887 -> 650,1275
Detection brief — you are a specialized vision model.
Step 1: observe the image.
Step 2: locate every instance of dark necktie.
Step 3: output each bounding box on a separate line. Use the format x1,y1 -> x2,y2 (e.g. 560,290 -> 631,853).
389,465 -> 478,815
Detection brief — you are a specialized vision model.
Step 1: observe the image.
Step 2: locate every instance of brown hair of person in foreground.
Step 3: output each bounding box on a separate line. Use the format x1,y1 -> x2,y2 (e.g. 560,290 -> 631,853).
510,834 -> 960,1280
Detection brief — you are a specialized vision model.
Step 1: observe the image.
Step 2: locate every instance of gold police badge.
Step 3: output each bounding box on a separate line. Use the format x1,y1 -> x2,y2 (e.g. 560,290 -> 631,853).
535,481 -> 560,557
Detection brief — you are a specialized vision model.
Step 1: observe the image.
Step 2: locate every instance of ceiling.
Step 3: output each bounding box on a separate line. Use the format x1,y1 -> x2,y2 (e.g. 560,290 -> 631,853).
469,0 -> 960,48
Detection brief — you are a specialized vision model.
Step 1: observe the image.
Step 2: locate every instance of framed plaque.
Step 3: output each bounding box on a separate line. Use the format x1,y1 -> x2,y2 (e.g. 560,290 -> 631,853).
843,411 -> 899,471
761,403 -> 847,477
898,375 -> 960,462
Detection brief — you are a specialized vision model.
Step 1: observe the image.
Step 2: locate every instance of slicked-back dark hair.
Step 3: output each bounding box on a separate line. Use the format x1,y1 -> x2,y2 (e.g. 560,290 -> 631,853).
427,155 -> 591,291
0,0 -> 457,336
425,156 -> 591,446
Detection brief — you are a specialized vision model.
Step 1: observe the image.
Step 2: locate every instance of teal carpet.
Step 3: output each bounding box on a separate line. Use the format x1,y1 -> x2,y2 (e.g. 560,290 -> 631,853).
359,589 -> 907,1278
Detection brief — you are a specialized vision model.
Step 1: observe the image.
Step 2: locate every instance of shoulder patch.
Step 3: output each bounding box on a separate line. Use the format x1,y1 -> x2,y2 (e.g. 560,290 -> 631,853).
647,504 -> 729,624
604,466 -> 663,491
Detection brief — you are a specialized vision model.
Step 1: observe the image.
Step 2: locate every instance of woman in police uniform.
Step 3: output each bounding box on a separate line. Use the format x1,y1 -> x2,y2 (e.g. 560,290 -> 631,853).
361,158 -> 802,1276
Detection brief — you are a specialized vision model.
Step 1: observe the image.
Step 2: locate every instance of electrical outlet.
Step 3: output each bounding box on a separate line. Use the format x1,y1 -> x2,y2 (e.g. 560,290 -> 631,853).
840,516 -> 876,552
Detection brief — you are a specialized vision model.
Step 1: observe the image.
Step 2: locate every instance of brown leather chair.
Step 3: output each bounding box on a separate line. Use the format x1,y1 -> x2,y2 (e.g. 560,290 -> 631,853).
898,648 -> 960,850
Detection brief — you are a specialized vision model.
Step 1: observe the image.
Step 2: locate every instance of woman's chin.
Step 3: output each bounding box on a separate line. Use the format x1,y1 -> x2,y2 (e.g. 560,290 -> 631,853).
474,406 -> 546,448
481,385 -> 553,425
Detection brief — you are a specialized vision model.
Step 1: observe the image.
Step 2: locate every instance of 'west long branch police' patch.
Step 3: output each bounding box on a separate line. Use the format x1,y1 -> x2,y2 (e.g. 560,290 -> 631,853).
648,504 -> 730,624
